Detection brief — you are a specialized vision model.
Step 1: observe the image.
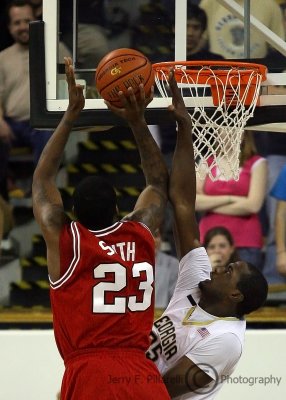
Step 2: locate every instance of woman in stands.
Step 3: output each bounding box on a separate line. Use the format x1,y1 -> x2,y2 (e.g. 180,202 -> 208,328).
196,130 -> 267,270
204,226 -> 240,270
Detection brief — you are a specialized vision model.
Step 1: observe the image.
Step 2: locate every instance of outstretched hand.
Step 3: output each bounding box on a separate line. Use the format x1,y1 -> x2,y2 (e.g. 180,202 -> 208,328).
64,57 -> 85,118
167,69 -> 192,126
105,84 -> 154,125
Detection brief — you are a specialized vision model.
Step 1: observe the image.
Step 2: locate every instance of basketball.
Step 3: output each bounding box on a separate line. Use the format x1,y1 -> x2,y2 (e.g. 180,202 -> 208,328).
96,48 -> 155,107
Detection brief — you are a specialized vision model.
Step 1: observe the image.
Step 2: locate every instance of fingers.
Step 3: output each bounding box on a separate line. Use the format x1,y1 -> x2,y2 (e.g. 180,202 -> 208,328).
64,57 -> 76,88
168,69 -> 181,98
105,85 -> 151,114
104,100 -> 118,113
118,90 -> 131,107
127,86 -> 138,103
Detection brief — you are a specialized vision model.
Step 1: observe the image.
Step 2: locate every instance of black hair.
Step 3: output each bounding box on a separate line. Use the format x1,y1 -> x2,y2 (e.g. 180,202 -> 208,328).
6,1 -> 34,23
236,262 -> 268,317
72,176 -> 118,230
204,226 -> 240,264
187,4 -> 207,32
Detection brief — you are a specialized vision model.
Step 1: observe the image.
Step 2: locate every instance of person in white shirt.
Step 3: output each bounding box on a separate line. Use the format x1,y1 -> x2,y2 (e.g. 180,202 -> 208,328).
147,71 -> 268,399
200,0 -> 285,59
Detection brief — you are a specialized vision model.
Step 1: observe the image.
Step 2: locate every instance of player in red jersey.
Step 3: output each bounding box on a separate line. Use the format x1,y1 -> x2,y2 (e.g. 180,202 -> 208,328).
32,57 -> 170,400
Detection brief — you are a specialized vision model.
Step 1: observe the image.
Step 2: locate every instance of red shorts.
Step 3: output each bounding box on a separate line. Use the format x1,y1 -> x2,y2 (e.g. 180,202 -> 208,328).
61,348 -> 170,400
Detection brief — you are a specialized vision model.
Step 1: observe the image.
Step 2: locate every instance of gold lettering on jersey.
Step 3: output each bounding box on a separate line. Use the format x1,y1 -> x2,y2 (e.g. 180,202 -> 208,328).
154,316 -> 177,361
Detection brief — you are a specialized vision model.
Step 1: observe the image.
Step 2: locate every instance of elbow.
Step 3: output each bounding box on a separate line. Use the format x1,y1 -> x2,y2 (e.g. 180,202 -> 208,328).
195,199 -> 204,212
248,202 -> 264,214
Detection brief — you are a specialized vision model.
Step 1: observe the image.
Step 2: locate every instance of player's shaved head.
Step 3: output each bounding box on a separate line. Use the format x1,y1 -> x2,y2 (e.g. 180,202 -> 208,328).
73,176 -> 118,230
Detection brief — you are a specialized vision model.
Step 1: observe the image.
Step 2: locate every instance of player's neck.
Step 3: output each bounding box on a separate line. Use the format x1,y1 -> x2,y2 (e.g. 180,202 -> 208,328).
198,299 -> 239,318
15,42 -> 29,51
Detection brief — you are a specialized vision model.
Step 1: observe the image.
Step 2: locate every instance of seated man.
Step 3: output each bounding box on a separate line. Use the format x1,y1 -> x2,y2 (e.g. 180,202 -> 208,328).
0,1 -> 54,199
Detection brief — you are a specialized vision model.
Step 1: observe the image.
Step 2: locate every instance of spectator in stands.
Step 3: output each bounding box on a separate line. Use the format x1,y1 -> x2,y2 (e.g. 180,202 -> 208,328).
0,1 -> 70,199
203,226 -> 240,270
200,0 -> 285,59
186,3 -> 224,60
154,227 -> 178,309
196,130 -> 267,269
270,164 -> 286,278
255,130 -> 286,284
0,1 -> 53,199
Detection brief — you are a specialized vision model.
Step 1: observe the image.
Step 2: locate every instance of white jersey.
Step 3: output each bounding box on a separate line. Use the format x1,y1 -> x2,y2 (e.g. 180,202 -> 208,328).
147,247 -> 246,399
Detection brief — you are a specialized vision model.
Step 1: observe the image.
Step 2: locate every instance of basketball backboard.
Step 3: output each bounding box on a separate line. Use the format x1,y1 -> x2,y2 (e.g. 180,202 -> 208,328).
30,0 -> 286,129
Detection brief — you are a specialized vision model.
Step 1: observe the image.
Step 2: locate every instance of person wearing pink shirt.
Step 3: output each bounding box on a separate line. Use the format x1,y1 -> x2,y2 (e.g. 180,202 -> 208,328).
196,131 -> 267,269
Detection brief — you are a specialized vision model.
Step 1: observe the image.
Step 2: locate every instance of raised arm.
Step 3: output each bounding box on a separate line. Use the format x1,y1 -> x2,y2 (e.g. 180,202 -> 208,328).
32,57 -> 85,281
167,71 -> 200,260
105,86 -> 168,235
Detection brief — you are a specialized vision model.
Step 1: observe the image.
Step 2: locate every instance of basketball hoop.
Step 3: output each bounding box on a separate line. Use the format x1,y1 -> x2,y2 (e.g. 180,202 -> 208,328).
152,61 -> 267,181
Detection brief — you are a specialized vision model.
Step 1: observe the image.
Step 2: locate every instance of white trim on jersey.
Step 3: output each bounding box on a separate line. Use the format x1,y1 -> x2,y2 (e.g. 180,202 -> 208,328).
49,221 -> 81,289
138,221 -> 153,236
89,220 -> 153,238
88,221 -> 123,236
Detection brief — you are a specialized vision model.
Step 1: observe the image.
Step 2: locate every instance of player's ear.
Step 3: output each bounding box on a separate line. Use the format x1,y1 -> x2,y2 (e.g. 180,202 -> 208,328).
229,289 -> 244,303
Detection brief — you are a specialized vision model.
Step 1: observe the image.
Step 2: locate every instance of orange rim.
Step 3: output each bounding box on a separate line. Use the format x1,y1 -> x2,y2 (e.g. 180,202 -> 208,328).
152,60 -> 268,83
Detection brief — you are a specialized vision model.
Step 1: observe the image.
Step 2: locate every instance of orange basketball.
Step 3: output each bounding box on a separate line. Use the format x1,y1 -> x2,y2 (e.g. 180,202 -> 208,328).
96,48 -> 155,107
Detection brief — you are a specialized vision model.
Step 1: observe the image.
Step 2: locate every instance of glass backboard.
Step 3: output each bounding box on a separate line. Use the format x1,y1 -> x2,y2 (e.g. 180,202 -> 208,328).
30,0 -> 286,128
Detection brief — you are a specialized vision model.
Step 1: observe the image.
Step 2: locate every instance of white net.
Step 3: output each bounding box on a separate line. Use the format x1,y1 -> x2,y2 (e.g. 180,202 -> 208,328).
153,63 -> 266,181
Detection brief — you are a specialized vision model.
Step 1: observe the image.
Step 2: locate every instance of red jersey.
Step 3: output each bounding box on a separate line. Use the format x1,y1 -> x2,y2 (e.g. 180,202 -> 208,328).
50,220 -> 156,361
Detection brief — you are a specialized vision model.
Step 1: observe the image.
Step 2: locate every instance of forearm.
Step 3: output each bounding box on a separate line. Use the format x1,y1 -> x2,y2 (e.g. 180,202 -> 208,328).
129,119 -> 168,191
214,196 -> 262,215
170,119 -> 194,204
195,194 -> 232,211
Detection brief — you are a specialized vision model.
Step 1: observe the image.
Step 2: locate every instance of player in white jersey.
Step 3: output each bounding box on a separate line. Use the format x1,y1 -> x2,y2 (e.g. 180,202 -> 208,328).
147,71 -> 268,399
